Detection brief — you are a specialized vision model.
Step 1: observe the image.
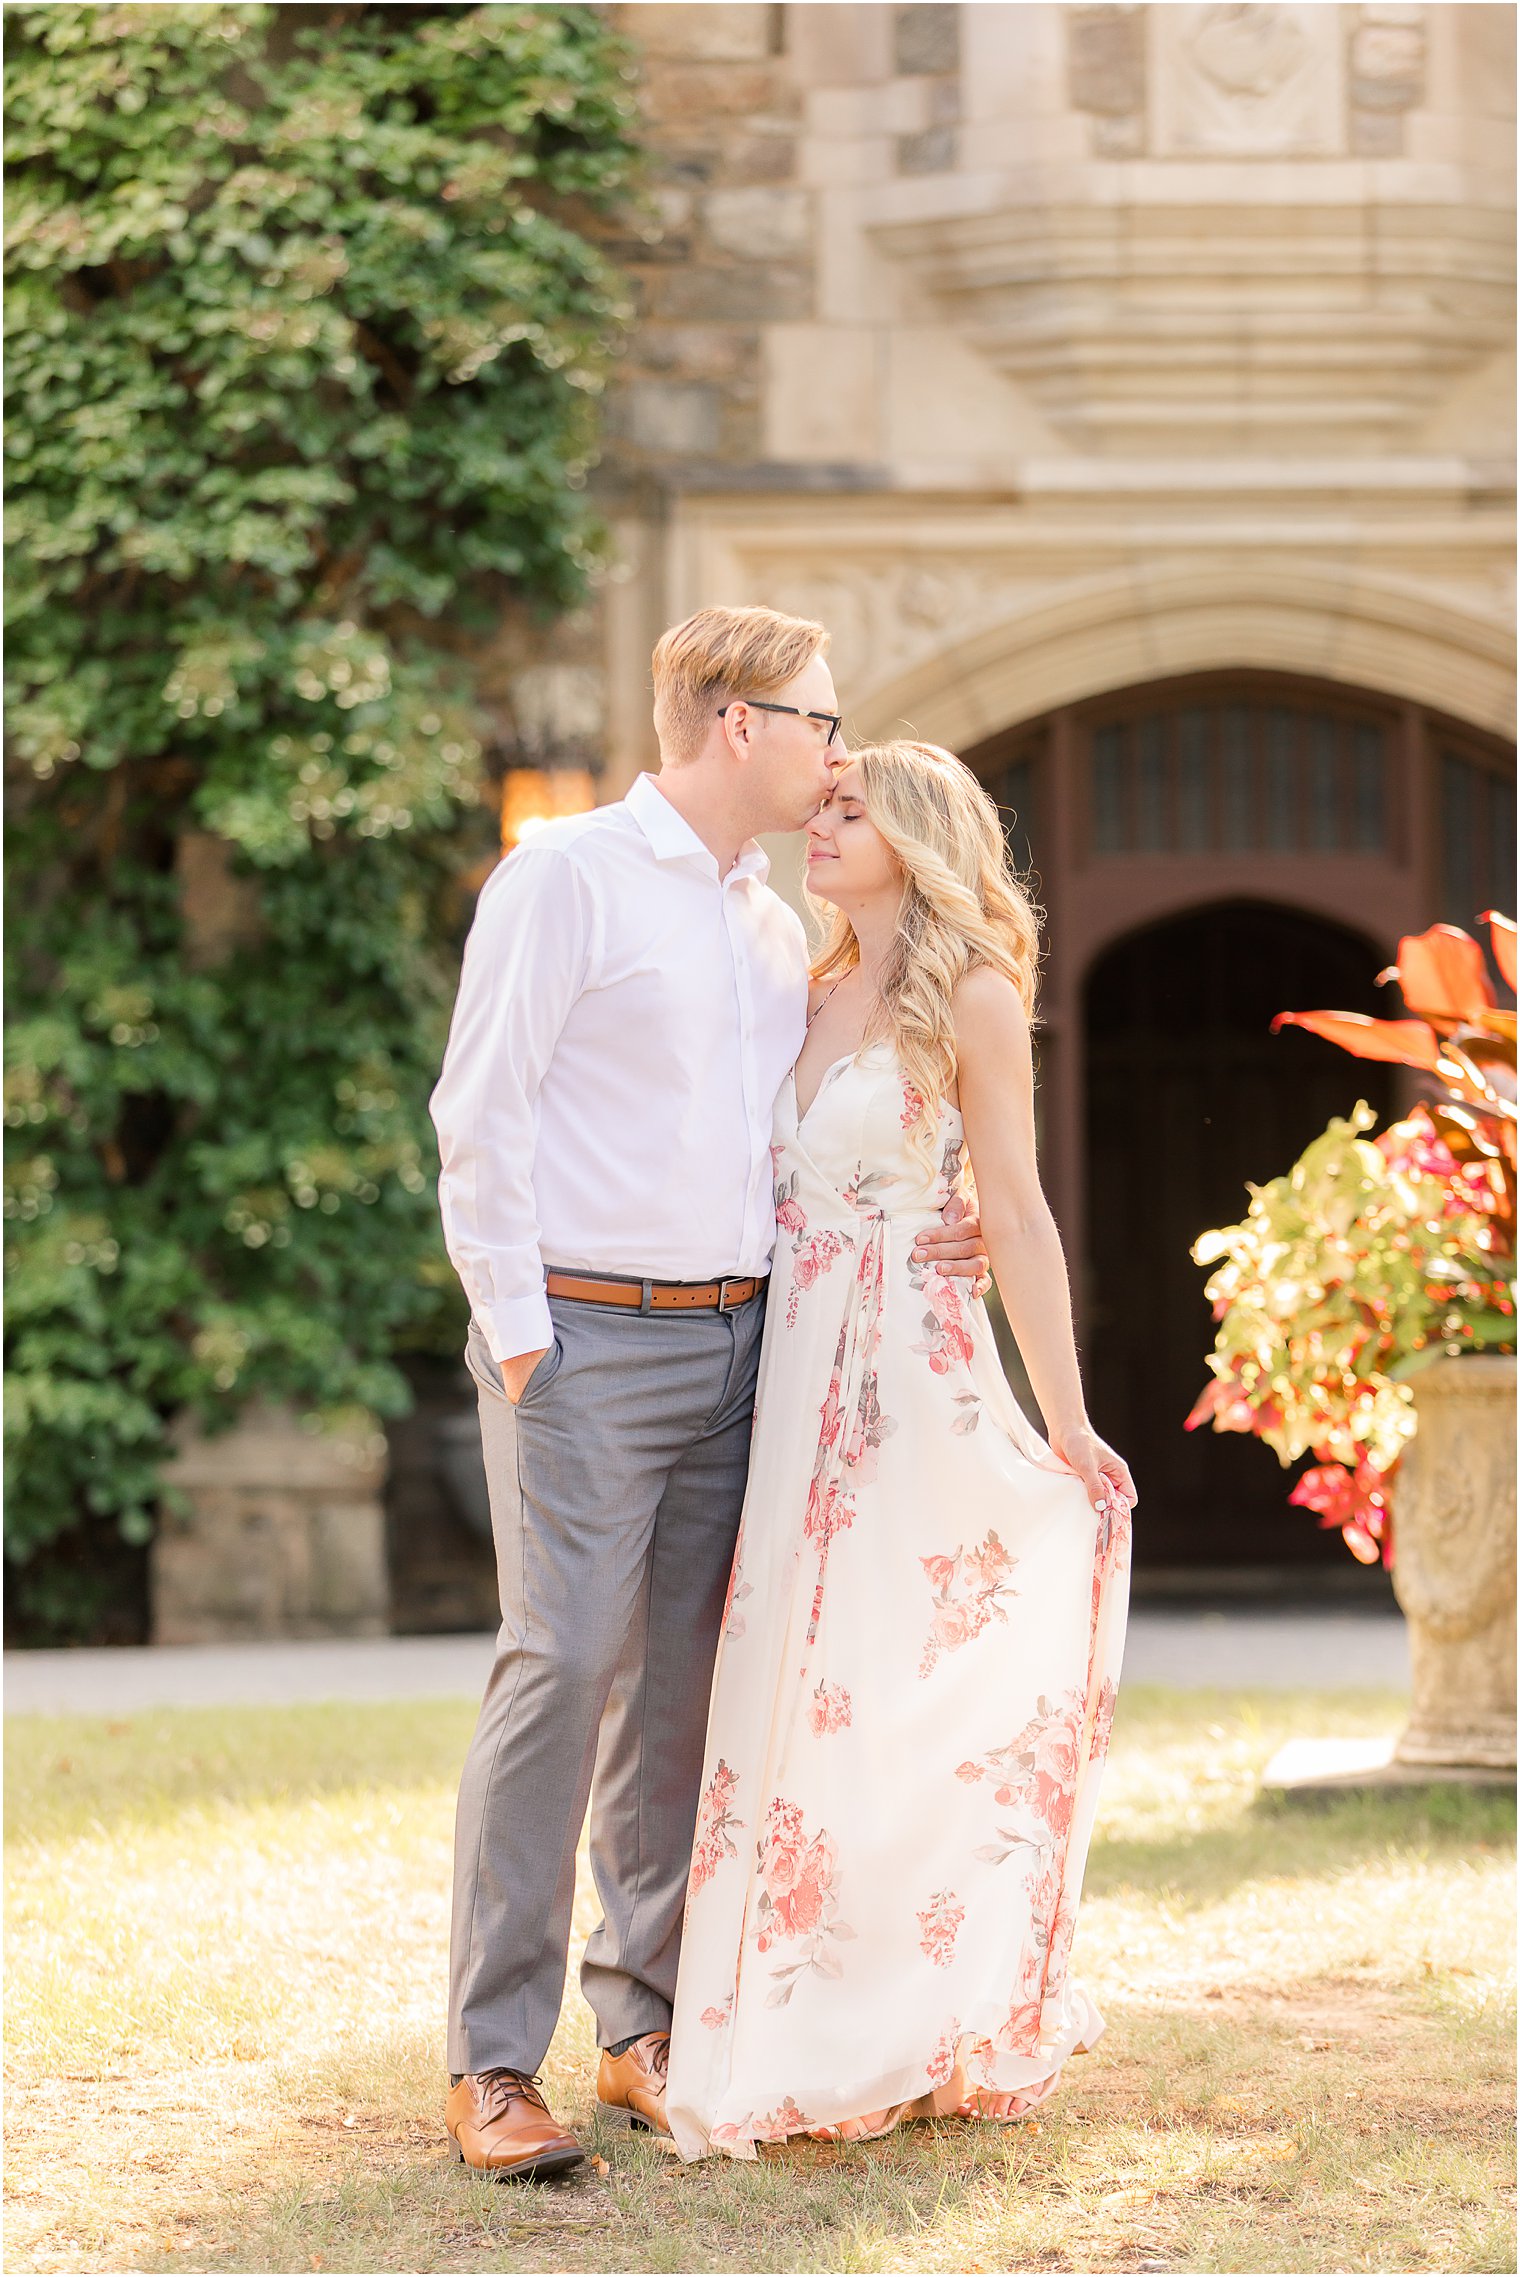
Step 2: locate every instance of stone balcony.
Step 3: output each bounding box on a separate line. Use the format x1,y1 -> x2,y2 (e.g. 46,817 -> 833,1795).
870,198 -> 1515,455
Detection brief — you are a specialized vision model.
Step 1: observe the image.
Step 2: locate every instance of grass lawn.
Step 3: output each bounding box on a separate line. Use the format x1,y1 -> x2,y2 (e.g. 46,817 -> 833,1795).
4,1686 -> 1513,2275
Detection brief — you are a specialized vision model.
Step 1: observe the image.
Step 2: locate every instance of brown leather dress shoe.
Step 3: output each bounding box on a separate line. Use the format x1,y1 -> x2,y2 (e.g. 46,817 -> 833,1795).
445,2070 -> 584,2180
596,2031 -> 674,2140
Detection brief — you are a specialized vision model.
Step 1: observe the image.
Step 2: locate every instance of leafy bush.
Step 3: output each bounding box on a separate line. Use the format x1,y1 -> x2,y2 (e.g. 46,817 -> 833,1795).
4,3 -> 635,1637
1188,1100 -> 1513,1563
1188,919 -> 1516,1564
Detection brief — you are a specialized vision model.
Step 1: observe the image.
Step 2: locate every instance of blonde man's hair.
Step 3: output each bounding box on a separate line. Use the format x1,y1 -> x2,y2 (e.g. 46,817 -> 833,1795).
807,739 -> 1044,1178
651,605 -> 829,763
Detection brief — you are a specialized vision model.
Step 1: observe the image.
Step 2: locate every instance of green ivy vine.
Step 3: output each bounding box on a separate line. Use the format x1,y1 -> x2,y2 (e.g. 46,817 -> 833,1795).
4,2 -> 636,1637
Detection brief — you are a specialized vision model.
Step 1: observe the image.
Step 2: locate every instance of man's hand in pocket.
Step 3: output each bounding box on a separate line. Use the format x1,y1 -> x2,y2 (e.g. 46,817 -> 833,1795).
503,1346 -> 551,1406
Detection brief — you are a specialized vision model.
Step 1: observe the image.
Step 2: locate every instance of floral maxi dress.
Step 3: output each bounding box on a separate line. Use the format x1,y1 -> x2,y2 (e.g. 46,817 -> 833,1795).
664,1042 -> 1131,2161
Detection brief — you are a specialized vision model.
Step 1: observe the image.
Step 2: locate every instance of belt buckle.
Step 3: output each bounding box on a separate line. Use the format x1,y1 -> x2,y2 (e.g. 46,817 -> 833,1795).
718,1276 -> 745,1312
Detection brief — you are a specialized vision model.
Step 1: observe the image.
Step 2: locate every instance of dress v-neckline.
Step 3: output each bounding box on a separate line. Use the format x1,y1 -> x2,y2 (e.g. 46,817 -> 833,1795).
790,1044 -> 965,1132
791,1042 -> 888,1127
791,1052 -> 855,1128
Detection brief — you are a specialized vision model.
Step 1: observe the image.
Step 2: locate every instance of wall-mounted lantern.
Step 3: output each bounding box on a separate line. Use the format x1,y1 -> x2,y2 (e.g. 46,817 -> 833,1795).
499,765 -> 598,853
499,664 -> 603,851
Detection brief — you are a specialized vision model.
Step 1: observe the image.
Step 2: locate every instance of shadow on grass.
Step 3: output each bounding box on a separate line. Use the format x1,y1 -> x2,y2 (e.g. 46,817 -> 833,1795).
9,1694 -> 1514,1894
1088,1783 -> 1517,1911
4,1700 -> 478,1844
120,2083 -> 1063,2277
103,2013 -> 1515,2277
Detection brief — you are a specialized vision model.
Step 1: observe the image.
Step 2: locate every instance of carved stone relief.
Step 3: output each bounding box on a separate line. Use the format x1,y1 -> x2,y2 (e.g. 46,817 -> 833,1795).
737,559 -> 1047,706
1152,4 -> 1344,157
1067,5 -> 1147,159
1069,3 -> 1429,164
1349,6 -> 1427,157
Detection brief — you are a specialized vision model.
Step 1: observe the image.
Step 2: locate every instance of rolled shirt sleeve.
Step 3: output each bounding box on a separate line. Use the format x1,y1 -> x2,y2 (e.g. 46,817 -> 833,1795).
429,846 -> 596,1366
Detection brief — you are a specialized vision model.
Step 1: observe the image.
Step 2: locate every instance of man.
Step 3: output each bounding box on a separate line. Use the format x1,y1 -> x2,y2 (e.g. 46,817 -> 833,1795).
429,605 -> 989,2179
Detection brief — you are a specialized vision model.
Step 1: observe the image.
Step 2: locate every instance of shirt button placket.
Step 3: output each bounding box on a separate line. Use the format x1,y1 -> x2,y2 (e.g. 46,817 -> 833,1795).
724,884 -> 763,1265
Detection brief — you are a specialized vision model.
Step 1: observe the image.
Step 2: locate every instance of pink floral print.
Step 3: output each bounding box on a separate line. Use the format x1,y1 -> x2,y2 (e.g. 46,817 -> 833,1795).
689,1759 -> 744,1894
949,1650 -> 1128,2059
908,1254 -> 976,1371
773,1167 -> 806,1238
1047,1887 -> 1079,1991
926,2020 -> 962,2087
908,1253 -> 982,1430
755,2096 -> 813,2141
918,1527 -> 1018,1676
722,1531 -> 752,1641
1089,1495 -> 1132,1666
711,2095 -> 814,2149
916,1889 -> 965,1968
809,1680 -> 852,1736
800,1221 -> 896,1647
775,1164 -> 855,1325
1090,1676 -> 1118,1761
786,1227 -> 851,1326
959,1691 -> 1087,1853
999,1996 -> 1045,2058
754,1797 -> 856,2003
664,1045 -> 1127,2164
841,1165 -> 894,1214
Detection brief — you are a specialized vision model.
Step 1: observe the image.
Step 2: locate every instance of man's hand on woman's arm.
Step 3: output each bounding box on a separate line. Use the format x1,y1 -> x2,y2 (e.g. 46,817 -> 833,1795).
912,1191 -> 992,1298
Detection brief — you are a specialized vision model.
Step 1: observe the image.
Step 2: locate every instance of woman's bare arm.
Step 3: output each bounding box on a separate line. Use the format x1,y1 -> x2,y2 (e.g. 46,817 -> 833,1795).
952,967 -> 1136,1515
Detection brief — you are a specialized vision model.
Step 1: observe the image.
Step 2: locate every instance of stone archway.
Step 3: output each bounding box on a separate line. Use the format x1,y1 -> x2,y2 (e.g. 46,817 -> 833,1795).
852,559 -> 1516,750
659,493 -> 1515,771
950,665 -> 1514,1580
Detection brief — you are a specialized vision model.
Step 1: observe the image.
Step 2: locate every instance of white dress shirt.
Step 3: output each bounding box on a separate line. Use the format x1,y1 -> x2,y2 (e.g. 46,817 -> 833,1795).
429,772 -> 810,1364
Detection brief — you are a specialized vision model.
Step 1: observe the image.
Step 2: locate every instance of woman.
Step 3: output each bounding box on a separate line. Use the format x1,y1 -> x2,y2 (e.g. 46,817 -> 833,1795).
663,739 -> 1136,2161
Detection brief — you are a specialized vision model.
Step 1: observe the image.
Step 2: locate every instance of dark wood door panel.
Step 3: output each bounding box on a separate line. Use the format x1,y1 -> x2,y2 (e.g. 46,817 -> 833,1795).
1084,901 -> 1396,1570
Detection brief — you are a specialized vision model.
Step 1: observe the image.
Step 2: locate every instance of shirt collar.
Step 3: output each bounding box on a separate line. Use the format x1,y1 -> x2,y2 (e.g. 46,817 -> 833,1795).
626,772 -> 771,886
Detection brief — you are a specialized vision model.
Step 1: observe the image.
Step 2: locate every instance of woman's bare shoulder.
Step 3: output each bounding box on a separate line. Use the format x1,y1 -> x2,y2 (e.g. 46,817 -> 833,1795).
951,963 -> 1030,1039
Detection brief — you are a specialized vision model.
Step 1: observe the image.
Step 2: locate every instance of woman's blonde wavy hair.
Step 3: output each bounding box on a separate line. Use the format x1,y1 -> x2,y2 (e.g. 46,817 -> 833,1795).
805,739 -> 1044,1178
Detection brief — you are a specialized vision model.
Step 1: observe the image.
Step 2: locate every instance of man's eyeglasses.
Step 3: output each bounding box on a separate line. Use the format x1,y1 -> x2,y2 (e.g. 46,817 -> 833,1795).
718,699 -> 844,747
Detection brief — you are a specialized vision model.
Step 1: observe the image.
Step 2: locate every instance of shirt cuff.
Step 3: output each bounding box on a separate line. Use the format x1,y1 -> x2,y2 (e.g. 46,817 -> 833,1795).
476,1290 -> 554,1367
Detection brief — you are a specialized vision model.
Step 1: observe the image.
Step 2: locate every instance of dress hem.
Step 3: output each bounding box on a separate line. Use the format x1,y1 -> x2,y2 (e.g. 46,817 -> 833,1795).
668,1993 -> 1106,2163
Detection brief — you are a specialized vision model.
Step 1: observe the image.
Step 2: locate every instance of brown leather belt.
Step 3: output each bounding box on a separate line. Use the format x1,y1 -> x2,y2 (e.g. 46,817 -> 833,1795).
544,1269 -> 767,1314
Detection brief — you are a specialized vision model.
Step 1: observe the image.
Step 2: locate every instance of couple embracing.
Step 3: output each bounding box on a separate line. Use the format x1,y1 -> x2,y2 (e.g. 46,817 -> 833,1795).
429,604 -> 1136,2177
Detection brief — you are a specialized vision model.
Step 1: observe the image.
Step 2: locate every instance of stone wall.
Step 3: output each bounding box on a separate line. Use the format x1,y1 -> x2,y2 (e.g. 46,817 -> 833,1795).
579,0 -> 1513,818
390,5 -> 1513,1631
154,1403 -> 389,1643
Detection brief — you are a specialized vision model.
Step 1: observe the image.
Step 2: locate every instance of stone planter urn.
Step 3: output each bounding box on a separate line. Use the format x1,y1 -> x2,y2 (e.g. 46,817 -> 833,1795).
153,1400 -> 389,1644
1390,1354 -> 1516,1770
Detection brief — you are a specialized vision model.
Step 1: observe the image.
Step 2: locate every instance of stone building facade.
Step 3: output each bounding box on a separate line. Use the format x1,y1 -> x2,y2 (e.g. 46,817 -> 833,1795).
589,1 -> 1513,760
148,5 -> 1516,1637
491,0 -> 1516,1585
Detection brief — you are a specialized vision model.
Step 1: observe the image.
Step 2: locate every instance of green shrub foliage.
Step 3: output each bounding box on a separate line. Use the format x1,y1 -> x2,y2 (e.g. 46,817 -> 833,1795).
4,3 -> 635,1634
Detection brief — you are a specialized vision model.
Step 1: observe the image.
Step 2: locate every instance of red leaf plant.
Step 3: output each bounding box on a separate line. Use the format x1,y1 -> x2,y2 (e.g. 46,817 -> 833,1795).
1188,916 -> 1516,1563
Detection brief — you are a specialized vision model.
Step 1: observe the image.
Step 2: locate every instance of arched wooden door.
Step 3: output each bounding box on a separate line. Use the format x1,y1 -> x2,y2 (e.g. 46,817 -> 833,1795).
968,670 -> 1515,1579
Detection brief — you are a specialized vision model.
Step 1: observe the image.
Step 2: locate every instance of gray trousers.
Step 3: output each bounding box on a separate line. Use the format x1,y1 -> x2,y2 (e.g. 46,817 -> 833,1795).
448,1285 -> 765,2078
